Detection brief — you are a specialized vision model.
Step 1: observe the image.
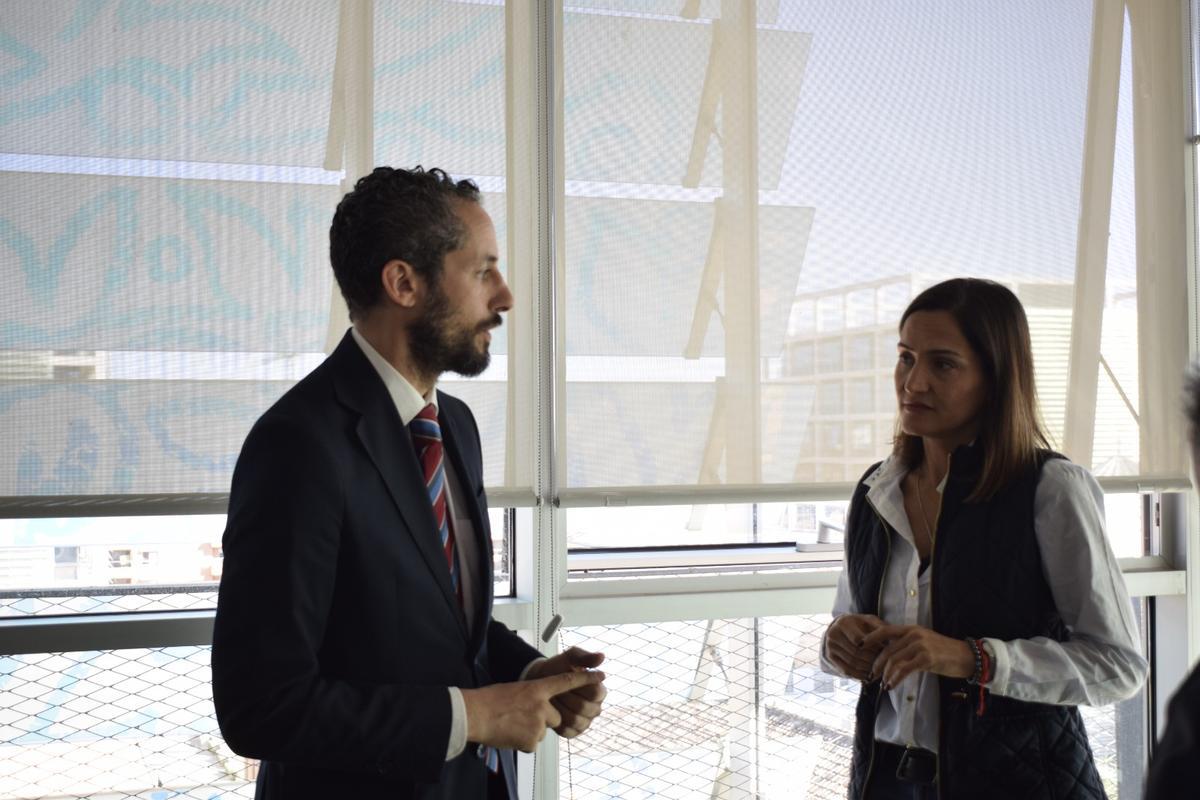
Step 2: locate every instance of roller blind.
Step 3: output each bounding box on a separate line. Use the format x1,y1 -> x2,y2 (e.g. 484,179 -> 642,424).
1,1 -> 340,502
559,0 -> 1191,499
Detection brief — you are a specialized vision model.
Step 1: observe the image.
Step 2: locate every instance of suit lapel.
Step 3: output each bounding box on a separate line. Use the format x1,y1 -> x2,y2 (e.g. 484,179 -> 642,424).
330,334 -> 468,638
439,396 -> 494,652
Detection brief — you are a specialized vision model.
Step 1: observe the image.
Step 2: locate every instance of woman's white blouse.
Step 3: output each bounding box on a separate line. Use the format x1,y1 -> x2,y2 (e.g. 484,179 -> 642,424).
819,455 -> 1148,751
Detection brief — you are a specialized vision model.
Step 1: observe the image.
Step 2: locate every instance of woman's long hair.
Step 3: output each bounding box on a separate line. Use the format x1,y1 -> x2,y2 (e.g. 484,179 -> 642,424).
893,278 -> 1052,501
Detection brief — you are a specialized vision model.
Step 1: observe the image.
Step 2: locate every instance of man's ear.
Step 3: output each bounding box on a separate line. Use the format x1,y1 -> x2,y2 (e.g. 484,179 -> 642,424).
380,259 -> 423,309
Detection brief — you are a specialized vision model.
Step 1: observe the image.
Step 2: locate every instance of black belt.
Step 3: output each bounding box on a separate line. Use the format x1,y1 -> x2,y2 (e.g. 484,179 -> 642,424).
875,741 -> 938,786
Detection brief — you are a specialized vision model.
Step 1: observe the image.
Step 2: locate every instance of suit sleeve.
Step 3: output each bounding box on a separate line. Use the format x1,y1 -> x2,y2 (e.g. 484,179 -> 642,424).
486,618 -> 544,682
1146,667 -> 1200,800
211,413 -> 450,782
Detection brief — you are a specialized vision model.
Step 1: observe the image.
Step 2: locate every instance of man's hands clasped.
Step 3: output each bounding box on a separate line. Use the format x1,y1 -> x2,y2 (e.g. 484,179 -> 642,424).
524,647 -> 607,739
462,647 -> 607,752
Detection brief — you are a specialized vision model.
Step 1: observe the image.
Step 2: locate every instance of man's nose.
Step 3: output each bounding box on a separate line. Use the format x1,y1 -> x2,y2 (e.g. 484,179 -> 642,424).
493,273 -> 514,314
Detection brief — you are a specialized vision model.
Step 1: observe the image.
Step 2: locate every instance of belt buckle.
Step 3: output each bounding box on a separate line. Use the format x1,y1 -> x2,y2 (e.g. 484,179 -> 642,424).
895,746 -> 937,786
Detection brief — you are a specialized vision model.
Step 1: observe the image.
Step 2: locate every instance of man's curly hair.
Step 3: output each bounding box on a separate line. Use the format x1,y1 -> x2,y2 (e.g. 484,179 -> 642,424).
329,166 -> 480,319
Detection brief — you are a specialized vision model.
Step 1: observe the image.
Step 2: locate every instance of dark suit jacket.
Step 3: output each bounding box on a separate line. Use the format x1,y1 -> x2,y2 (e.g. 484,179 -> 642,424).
212,331 -> 541,800
1146,663 -> 1200,800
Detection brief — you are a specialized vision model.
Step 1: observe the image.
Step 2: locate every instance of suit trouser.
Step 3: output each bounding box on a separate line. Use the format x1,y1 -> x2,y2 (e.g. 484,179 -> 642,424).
487,766 -> 510,800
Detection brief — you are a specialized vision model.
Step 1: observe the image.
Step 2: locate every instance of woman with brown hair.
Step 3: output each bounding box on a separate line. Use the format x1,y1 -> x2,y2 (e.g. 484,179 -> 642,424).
820,278 -> 1146,799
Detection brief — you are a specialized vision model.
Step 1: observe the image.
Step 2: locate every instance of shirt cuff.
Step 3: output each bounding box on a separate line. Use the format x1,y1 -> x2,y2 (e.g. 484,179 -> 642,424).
982,638 -> 1009,694
446,687 -> 467,761
519,657 -> 548,681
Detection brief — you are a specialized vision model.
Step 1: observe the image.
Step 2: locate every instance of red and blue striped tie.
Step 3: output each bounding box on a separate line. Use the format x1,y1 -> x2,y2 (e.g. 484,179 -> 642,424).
410,404 -> 500,774
410,404 -> 461,604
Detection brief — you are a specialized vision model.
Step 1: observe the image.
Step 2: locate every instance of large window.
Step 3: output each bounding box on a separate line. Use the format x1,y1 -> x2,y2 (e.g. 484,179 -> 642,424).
0,2 -> 1196,799
556,610 -> 1148,800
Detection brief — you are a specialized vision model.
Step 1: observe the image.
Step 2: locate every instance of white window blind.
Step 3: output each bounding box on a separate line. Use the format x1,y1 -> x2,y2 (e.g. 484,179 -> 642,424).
1,1 -> 341,504
372,1 -> 527,494
558,0 -> 1192,510
1,0 -> 1192,510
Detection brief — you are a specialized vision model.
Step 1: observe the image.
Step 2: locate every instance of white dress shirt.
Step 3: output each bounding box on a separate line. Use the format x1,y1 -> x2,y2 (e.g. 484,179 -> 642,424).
820,453 -> 1148,751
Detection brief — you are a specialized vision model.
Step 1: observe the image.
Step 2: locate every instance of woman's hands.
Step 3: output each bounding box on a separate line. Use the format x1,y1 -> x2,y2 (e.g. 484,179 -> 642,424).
825,613 -> 886,680
860,625 -> 975,689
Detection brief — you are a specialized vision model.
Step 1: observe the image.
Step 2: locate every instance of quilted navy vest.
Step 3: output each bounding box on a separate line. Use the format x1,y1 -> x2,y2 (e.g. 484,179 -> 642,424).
843,446 -> 1107,800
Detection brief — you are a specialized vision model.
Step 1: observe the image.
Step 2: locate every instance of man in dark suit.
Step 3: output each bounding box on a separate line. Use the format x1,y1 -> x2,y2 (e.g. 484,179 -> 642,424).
212,166 -> 606,799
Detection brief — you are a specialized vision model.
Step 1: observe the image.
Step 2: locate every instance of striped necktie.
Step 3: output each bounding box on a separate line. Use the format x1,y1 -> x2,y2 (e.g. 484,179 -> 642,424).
411,404 -> 500,774
409,404 -> 461,604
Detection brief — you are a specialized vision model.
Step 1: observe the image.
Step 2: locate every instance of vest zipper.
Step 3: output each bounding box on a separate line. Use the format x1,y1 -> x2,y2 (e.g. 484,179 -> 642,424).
931,453 -> 948,800
860,494 -> 892,799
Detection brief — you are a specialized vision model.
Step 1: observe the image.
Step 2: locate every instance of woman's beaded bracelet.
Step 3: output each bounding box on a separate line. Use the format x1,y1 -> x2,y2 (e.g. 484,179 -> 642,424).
965,637 -> 984,685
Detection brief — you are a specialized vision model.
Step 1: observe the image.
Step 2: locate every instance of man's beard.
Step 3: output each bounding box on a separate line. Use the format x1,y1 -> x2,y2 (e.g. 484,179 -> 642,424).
409,283 -> 500,379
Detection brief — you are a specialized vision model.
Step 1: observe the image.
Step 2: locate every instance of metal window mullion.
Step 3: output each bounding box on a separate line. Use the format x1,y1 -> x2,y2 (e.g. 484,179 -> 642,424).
0,611 -> 215,657
0,476 -> 1186,519
519,1 -> 564,798
554,476 -> 1193,510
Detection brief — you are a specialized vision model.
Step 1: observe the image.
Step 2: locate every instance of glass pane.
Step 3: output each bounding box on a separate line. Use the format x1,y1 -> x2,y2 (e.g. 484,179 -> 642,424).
1079,597 -> 1149,799
816,339 -> 843,374
373,1 -> 514,489
847,378 -> 873,414
816,381 -> 843,415
0,3 -> 337,164
0,2 -> 341,502
846,334 -> 874,372
566,502 -> 848,553
558,616 -> 857,799
1194,0 -> 1200,135
845,289 -> 875,329
560,606 -> 1147,798
788,341 -> 815,376
762,501 -> 849,551
789,299 -> 816,337
1090,16 -> 1139,477
0,647 -> 256,799
0,511 -> 514,611
562,3 -> 1116,490
1103,493 -> 1145,559
816,296 -> 844,333
490,507 -> 512,598
563,5 -> 813,489
848,422 -> 874,457
0,191 -> 335,497
0,515 -> 224,615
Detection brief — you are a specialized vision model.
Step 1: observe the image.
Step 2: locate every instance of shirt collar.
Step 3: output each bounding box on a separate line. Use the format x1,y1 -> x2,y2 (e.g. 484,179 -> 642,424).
350,326 -> 437,426
862,452 -> 948,522
863,454 -> 906,494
